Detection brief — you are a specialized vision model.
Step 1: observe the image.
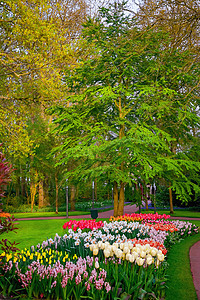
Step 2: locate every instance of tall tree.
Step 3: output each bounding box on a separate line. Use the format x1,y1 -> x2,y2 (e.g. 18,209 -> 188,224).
50,2 -> 200,216
0,0 -> 88,210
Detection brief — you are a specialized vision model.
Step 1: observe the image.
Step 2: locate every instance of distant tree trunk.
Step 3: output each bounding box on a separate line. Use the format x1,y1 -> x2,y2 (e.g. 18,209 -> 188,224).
145,187 -> 149,211
43,176 -> 50,206
21,176 -> 26,198
55,174 -> 59,214
95,179 -> 97,202
70,185 -> 76,211
113,181 -> 118,217
30,171 -> 38,212
38,180 -> 44,209
16,176 -> 20,198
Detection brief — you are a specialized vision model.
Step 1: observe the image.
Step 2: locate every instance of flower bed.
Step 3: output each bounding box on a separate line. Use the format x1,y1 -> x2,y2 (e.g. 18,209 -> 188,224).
0,215 -> 199,299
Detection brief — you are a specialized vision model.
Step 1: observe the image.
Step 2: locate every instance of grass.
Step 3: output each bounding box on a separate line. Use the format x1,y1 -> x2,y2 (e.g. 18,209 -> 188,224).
1,218 -> 200,299
166,231 -> 200,300
12,211 -> 90,219
1,218 -> 110,251
139,209 -> 200,218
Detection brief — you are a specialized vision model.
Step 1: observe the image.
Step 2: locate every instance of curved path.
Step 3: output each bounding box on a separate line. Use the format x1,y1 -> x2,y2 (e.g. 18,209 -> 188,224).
16,204 -> 200,299
190,241 -> 200,300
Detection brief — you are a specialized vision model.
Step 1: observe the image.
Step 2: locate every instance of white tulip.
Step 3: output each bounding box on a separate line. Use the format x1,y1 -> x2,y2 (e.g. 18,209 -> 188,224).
120,243 -> 124,250
132,251 -> 139,260
128,242 -> 133,250
129,255 -> 135,263
146,256 -> 153,265
140,250 -> 146,258
157,253 -> 165,262
136,257 -> 145,266
116,249 -> 123,259
95,261 -> 99,269
150,248 -> 158,256
104,249 -> 110,258
126,253 -> 131,261
123,246 -> 130,254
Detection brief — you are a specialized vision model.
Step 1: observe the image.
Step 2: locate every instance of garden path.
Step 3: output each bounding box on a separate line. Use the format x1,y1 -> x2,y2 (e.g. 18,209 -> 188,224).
190,241 -> 200,300
16,204 -> 200,299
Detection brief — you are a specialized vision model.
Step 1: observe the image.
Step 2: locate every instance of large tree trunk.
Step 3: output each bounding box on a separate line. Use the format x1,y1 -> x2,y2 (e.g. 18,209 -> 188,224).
70,185 -> 76,211
113,181 -> 119,217
118,182 -> 125,216
38,180 -> 44,209
169,187 -> 174,214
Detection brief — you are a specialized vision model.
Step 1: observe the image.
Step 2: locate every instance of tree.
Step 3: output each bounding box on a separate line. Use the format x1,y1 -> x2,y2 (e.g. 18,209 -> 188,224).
50,2 -> 200,216
0,0 -> 89,211
134,0 -> 200,212
0,0 -> 88,156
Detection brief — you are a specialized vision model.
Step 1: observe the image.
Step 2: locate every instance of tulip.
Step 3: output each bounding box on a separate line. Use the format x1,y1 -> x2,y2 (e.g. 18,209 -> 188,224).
128,242 -> 133,250
136,257 -> 145,266
120,243 -> 124,250
150,248 -> 157,256
146,256 -> 153,265
129,255 -> 135,263
126,253 -> 131,261
140,251 -> 146,258
104,249 -> 110,258
123,246 -> 130,254
116,249 -> 123,259
157,253 -> 165,262
93,248 -> 99,256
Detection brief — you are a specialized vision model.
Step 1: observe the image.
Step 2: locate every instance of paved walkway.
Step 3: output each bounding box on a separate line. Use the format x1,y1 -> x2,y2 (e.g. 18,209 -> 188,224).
16,204 -> 200,299
190,241 -> 200,300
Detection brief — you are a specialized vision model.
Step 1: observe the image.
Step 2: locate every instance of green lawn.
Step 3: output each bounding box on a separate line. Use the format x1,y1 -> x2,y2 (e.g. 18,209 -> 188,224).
139,209 -> 200,218
1,218 -> 200,299
166,231 -> 200,300
1,218 -> 110,251
12,211 -> 90,219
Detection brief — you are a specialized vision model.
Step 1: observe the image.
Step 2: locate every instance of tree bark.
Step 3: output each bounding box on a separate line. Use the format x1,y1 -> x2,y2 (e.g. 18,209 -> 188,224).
118,182 -> 125,216
55,174 -> 59,214
113,181 -> 119,217
70,185 -> 76,211
38,180 -> 44,209
95,179 -> 97,202
30,171 -> 38,212
169,187 -> 174,214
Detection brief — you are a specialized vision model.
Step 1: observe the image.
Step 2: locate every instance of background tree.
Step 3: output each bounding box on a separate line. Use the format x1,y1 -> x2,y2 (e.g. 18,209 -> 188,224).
0,0 -> 88,211
50,2 -> 200,216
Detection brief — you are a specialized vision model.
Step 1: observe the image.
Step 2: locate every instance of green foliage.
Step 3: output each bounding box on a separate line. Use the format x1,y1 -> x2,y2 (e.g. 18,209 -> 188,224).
50,2 -> 200,205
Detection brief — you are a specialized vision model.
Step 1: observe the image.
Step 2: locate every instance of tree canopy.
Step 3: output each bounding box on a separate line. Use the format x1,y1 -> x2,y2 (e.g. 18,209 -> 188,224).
50,2 -> 200,216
